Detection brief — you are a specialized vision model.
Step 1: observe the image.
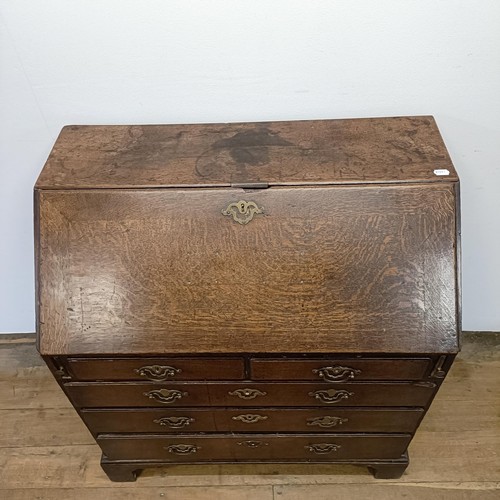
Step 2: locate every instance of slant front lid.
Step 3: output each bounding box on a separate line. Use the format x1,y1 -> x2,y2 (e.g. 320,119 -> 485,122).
35,116 -> 457,189
36,183 -> 459,355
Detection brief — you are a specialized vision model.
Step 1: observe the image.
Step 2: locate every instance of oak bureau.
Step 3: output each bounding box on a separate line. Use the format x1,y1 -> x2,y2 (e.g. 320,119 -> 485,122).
34,117 -> 460,481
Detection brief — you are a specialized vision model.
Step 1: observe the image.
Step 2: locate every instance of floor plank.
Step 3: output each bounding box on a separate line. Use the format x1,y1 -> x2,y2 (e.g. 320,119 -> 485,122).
0,332 -> 498,496
275,483 -> 500,499
0,409 -> 93,447
3,486 -> 273,500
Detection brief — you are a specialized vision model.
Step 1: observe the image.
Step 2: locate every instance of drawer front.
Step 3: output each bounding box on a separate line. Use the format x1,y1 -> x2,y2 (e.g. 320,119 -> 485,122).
219,408 -> 423,433
82,407 -> 424,434
210,382 -> 435,407
66,357 -> 245,381
66,381 -> 435,408
97,433 -> 412,461
250,358 -> 431,382
82,408 -> 217,433
65,382 -> 209,408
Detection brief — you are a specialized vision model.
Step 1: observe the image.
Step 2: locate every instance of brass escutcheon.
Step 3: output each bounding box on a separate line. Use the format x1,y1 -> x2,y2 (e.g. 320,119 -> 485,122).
237,440 -> 269,448
232,414 -> 268,424
228,388 -> 267,400
222,200 -> 263,225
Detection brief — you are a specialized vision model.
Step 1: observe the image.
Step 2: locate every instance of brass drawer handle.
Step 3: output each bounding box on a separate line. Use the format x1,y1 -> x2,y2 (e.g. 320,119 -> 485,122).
222,200 -> 264,225
153,416 -> 194,428
306,416 -> 348,428
166,444 -> 199,455
313,365 -> 361,382
228,388 -> 267,400
305,443 -> 341,454
237,440 -> 269,448
309,389 -> 354,404
134,364 -> 181,381
143,389 -> 187,404
232,414 -> 268,424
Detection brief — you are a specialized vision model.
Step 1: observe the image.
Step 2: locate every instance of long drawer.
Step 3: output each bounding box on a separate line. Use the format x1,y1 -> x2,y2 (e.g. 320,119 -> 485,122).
98,433 -> 412,461
250,358 -> 432,381
82,407 -> 424,433
65,357 -> 245,381
65,381 -> 436,408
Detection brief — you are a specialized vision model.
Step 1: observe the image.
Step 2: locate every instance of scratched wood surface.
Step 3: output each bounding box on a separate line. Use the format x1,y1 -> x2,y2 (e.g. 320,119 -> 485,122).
37,183 -> 458,355
0,332 -> 498,498
35,116 -> 458,189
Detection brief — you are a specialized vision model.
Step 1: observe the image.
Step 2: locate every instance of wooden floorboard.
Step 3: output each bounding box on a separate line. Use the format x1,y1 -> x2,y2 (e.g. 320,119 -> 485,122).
0,331 -> 498,498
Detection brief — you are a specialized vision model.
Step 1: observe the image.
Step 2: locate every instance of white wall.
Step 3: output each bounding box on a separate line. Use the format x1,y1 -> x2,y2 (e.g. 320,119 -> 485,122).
1,0 -> 499,333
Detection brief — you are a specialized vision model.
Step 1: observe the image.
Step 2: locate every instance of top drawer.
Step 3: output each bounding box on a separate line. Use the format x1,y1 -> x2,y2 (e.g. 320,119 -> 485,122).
66,357 -> 245,381
250,358 -> 432,382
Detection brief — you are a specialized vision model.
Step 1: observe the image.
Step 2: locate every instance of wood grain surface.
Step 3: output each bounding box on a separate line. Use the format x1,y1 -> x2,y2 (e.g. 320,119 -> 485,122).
37,183 -> 458,355
63,381 -> 436,408
96,433 -> 412,461
35,117 -> 457,189
0,332 -> 498,499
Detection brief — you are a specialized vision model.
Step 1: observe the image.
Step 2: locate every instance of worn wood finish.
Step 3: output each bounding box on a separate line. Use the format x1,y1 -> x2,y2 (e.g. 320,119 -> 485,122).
64,381 -> 436,408
0,332 -> 498,498
97,433 -> 412,461
34,117 -> 461,482
37,183 -> 457,355
250,357 -> 432,381
35,117 -> 457,189
81,407 -> 424,434
66,357 -> 245,381
4,486 -> 274,500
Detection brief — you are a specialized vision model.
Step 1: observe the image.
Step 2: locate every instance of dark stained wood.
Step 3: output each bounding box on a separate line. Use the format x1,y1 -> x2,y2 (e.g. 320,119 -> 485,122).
81,407 -> 424,434
250,358 -> 432,381
63,381 -> 436,408
35,117 -> 457,189
367,456 -> 409,479
2,332 -> 498,494
66,357 -> 245,381
37,183 -> 457,355
33,117 -> 461,482
97,433 -> 412,461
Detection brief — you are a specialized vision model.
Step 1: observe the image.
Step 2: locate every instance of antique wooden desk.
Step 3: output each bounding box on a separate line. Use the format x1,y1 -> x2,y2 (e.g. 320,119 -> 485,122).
35,117 -> 460,481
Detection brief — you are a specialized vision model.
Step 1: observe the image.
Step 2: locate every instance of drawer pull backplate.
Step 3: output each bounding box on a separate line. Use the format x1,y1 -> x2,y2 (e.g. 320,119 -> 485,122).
166,444 -> 199,455
305,443 -> 341,454
313,365 -> 361,382
309,389 -> 354,404
153,416 -> 194,428
306,416 -> 348,428
143,389 -> 187,404
134,364 -> 181,381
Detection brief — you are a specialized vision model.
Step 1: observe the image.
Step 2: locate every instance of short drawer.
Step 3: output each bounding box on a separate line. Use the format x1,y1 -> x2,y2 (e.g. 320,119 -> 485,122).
65,381 -> 435,408
65,357 -> 245,381
250,358 -> 432,382
82,407 -> 424,434
97,433 -> 412,461
65,382 -> 209,408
